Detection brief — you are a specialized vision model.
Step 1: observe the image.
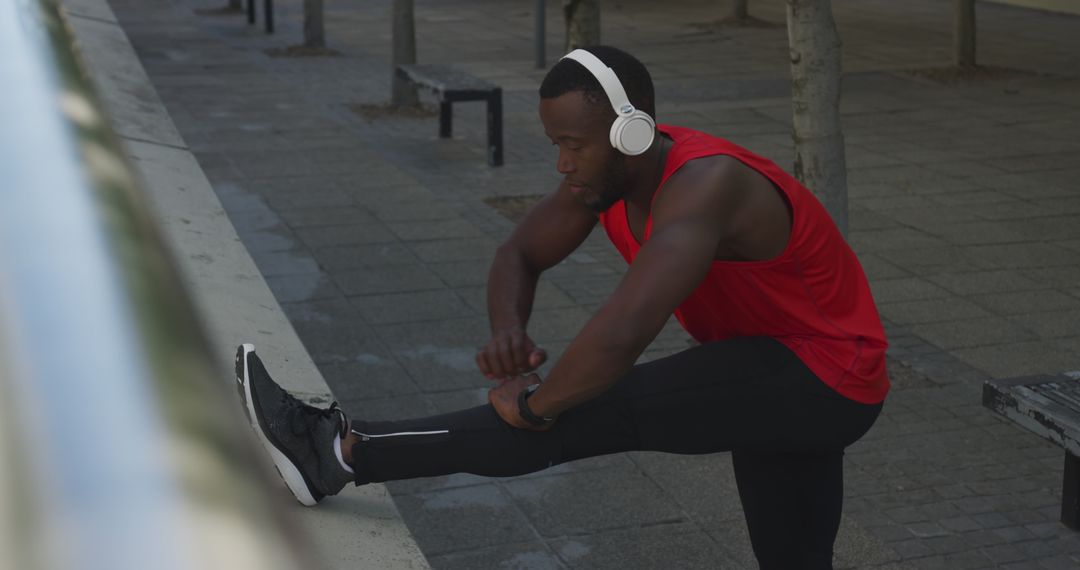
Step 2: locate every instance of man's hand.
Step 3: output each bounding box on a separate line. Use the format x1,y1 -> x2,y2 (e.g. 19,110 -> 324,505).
476,327 -> 547,379
487,374 -> 552,431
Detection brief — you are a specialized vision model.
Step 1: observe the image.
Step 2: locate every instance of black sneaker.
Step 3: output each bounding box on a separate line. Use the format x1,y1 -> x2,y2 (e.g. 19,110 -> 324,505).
235,343 -> 354,506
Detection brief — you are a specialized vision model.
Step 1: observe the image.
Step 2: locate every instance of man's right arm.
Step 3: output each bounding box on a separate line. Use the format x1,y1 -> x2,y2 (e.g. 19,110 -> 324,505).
478,183 -> 598,378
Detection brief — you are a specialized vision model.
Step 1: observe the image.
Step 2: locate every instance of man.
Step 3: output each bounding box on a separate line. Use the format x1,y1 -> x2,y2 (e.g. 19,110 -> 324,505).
237,46 -> 888,569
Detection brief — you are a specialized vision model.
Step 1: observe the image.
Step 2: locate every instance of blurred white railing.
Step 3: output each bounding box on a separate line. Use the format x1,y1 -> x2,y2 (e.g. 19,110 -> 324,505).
0,2 -> 310,569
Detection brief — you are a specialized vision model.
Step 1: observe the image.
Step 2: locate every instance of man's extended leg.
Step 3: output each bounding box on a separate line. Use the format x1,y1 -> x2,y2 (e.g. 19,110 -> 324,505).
240,329 -> 881,570
347,336 -> 880,485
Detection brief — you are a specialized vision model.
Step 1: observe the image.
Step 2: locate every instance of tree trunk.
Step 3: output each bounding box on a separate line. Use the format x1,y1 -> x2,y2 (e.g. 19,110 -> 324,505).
954,0 -> 976,67
730,0 -> 749,20
391,0 -> 419,106
786,0 -> 848,236
563,0 -> 600,52
535,0 -> 547,68
303,0 -> 325,48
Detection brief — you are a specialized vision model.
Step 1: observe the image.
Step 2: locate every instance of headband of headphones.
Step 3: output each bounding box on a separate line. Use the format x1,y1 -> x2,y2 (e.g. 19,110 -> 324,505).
559,49 -> 655,156
560,49 -> 637,118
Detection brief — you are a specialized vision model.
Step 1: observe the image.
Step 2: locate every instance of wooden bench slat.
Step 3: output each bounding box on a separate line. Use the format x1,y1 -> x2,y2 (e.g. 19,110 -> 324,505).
985,374 -> 1080,456
1040,383 -> 1080,410
1013,384 -> 1080,437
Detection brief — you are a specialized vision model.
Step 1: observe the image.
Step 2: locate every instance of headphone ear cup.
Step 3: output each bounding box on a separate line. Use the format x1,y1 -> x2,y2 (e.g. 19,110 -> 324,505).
610,111 -> 656,156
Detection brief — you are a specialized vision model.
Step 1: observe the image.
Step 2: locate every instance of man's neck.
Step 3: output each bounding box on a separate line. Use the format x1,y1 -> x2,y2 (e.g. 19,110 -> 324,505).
623,134 -> 670,212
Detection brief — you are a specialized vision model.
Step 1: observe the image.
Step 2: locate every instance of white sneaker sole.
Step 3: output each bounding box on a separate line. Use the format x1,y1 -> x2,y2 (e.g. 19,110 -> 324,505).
236,343 -> 318,507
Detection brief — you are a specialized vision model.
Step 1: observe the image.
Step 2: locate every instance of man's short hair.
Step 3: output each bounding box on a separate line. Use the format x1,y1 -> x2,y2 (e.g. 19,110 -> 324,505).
539,45 -> 656,121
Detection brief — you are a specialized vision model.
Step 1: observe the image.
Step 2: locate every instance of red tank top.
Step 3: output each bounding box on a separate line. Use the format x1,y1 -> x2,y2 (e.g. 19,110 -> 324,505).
598,125 -> 889,404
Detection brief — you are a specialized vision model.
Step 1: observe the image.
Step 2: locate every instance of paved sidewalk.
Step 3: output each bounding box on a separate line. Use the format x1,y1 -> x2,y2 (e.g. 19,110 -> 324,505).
107,0 -> 1080,567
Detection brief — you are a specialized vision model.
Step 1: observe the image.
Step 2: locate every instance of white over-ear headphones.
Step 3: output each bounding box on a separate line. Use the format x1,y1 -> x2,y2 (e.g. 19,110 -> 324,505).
560,49 -> 656,156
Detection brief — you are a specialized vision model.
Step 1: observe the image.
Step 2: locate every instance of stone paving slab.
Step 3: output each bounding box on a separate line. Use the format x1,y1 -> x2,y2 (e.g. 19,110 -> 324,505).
106,0 -> 1080,566
392,484 -> 538,555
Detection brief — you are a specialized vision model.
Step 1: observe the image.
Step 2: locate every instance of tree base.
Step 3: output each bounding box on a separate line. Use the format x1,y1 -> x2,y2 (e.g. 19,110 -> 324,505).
716,15 -> 782,28
263,45 -> 341,58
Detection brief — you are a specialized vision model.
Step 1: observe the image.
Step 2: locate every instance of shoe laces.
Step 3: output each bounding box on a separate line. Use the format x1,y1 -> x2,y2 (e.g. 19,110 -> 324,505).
297,400 -> 348,438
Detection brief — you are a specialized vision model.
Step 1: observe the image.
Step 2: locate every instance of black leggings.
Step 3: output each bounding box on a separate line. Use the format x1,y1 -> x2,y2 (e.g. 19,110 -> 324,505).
350,337 -> 882,569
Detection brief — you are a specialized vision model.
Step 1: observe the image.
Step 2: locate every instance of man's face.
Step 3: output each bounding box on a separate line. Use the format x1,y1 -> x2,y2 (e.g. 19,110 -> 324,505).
539,91 -> 628,213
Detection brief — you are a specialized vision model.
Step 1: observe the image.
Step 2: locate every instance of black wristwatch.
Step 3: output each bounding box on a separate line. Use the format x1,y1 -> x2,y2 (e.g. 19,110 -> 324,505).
518,384 -> 556,427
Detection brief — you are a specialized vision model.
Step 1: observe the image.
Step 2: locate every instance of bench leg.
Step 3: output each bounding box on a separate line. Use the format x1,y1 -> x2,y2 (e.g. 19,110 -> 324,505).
1064,452 -> 1080,530
439,102 -> 452,138
264,0 -> 274,34
487,88 -> 503,167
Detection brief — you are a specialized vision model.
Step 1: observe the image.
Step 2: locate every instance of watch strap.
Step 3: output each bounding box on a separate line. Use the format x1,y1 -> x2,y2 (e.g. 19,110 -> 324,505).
517,384 -> 554,426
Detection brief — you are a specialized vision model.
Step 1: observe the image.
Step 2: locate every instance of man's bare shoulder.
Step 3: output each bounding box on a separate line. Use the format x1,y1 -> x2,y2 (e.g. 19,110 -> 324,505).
653,153 -> 791,261
653,154 -> 749,225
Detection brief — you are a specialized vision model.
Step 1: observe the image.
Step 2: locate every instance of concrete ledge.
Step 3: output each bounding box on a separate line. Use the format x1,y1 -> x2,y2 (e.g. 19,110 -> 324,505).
60,0 -> 428,567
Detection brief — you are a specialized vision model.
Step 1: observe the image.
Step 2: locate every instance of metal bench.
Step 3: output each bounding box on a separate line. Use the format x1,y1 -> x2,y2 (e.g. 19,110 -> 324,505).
983,371 -> 1080,530
395,64 -> 504,166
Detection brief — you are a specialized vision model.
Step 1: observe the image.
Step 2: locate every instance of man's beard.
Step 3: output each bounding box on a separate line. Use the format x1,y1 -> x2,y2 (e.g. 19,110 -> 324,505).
586,154 -> 629,213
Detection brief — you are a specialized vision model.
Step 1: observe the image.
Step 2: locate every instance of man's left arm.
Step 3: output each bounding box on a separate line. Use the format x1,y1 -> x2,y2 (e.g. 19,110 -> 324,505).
490,160 -> 743,428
